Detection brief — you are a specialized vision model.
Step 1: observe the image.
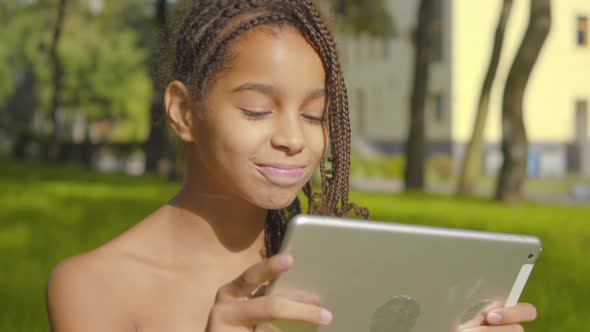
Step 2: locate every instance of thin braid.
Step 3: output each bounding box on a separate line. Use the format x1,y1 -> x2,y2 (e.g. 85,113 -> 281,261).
169,0 -> 368,258
179,2 -> 255,93
191,2 -> 255,72
291,0 -> 347,213
264,196 -> 301,257
197,12 -> 289,94
282,1 -> 341,214
297,0 -> 367,217
174,3 -> 220,78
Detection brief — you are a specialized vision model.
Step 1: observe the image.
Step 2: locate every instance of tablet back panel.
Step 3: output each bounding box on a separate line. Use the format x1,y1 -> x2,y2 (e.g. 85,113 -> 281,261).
267,215 -> 541,332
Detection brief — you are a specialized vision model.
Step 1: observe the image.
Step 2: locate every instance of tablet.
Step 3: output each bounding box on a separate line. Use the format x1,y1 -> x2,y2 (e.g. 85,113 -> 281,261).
265,215 -> 541,332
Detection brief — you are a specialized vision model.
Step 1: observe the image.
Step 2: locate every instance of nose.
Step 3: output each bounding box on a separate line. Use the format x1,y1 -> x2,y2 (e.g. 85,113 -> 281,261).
271,111 -> 305,154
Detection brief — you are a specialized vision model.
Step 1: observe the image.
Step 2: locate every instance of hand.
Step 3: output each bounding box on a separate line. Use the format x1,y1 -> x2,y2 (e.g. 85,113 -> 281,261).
459,302 -> 537,332
205,254 -> 333,332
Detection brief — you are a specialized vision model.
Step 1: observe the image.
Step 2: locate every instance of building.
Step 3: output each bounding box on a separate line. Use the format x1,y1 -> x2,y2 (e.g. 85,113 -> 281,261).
336,0 -> 590,177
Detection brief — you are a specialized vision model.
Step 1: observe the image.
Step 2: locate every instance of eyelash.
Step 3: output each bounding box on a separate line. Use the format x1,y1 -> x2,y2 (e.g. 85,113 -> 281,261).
241,110 -> 325,124
302,115 -> 325,124
241,110 -> 271,121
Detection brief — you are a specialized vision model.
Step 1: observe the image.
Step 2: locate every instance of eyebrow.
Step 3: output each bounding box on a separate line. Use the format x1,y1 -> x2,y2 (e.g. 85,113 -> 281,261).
232,83 -> 277,96
231,83 -> 327,101
306,88 -> 327,101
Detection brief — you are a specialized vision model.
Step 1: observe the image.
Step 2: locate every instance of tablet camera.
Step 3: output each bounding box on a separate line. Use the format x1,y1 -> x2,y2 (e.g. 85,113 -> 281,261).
370,295 -> 420,332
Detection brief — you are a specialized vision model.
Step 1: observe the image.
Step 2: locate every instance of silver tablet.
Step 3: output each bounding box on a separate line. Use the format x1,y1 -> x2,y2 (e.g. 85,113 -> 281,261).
266,215 -> 541,332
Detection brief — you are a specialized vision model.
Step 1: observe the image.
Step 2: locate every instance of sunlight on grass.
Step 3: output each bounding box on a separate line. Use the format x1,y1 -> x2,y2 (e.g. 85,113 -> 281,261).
1,159 -> 588,331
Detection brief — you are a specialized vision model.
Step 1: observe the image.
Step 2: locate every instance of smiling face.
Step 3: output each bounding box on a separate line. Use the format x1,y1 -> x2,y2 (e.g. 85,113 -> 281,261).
167,26 -> 328,209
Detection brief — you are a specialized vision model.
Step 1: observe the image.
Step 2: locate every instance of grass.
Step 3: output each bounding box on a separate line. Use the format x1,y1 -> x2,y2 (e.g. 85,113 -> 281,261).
431,174 -> 590,195
1,159 -> 589,331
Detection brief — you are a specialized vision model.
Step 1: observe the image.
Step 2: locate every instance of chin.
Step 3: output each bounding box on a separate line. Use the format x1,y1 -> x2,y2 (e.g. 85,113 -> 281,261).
252,189 -> 301,210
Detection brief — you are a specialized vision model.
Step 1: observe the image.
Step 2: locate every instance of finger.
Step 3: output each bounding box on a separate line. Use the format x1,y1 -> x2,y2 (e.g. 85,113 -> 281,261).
461,324 -> 524,332
251,284 -> 269,298
218,254 -> 293,301
262,287 -> 322,306
458,311 -> 486,329
227,295 -> 332,327
486,303 -> 537,325
459,302 -> 503,329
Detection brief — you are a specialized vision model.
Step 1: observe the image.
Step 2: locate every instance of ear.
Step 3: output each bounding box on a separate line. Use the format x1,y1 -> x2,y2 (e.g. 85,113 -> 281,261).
164,80 -> 196,143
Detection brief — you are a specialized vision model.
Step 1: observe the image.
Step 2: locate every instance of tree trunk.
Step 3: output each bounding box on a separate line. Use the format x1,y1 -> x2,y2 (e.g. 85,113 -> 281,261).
404,0 -> 435,190
457,0 -> 514,196
495,0 -> 551,203
47,0 -> 67,161
144,0 -> 172,174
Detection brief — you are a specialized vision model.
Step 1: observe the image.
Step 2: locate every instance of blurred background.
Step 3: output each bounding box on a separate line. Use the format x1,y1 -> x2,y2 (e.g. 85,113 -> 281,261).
0,0 -> 589,331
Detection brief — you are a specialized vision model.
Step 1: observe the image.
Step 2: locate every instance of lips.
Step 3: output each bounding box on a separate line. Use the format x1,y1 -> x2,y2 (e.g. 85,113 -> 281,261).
255,163 -> 306,181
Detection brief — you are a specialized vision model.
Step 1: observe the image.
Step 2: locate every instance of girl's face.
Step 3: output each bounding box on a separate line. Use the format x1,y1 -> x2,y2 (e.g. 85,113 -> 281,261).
170,26 -> 328,209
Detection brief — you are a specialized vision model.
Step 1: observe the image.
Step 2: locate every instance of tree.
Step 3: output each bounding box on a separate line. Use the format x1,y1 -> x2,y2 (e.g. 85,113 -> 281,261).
0,2 -> 17,133
0,2 -> 12,110
1,0 -> 152,162
47,0 -> 67,161
59,4 -> 151,142
144,0 -> 173,174
495,0 -> 551,202
0,1 -> 52,158
331,0 -> 396,37
404,0 -> 435,190
457,0 -> 514,196
6,65 -> 40,159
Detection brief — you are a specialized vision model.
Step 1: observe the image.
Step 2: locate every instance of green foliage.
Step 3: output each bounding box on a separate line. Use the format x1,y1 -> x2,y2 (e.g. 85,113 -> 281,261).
0,2 -> 50,113
351,153 -> 406,178
1,160 -> 589,331
59,6 -> 151,141
0,0 -> 152,141
331,0 -> 396,37
427,153 -> 454,180
352,153 -> 455,181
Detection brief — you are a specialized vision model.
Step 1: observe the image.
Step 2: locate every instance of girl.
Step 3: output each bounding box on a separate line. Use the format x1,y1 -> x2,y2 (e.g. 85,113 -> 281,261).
46,1 -> 537,331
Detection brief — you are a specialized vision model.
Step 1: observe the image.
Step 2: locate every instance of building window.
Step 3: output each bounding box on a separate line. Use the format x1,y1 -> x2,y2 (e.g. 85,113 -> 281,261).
434,94 -> 445,123
575,99 -> 588,141
578,16 -> 588,46
369,38 -> 380,62
574,99 -> 589,174
382,40 -> 390,60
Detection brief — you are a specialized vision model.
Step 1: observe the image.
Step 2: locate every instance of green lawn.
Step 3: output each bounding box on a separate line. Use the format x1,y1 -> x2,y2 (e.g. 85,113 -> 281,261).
1,159 -> 588,331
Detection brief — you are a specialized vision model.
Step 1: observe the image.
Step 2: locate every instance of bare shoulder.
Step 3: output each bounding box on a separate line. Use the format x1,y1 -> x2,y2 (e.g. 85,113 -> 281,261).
46,211 -> 161,332
46,248 -> 136,332
47,206 -> 223,331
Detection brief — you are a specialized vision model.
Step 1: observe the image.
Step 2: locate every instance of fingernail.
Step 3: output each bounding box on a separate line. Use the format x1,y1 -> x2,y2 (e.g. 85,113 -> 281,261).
319,309 -> 333,325
487,312 -> 502,324
278,254 -> 293,269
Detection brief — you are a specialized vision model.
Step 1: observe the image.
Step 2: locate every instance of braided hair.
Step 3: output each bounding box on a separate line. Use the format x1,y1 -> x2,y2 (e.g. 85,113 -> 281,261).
168,0 -> 369,257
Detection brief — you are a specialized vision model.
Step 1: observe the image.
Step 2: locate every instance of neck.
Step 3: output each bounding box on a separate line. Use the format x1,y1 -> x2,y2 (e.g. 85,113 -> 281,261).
166,162 -> 268,261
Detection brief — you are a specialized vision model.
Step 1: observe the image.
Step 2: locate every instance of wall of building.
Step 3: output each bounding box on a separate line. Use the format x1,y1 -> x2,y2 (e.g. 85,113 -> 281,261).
451,0 -> 590,144
334,0 -> 590,176
337,0 -> 453,152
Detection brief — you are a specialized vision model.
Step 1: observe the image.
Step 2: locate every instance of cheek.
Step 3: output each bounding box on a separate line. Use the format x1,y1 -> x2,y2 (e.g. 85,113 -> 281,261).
203,112 -> 269,164
305,124 -> 328,167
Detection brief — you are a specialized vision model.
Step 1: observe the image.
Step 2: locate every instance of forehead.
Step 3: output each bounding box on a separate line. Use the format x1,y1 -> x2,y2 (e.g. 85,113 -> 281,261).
220,25 -> 326,90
